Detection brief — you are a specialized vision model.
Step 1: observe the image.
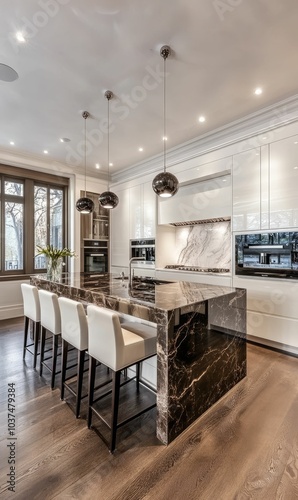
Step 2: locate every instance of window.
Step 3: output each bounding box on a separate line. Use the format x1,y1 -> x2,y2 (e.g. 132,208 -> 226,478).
0,167 -> 68,277
34,186 -> 64,269
4,180 -> 24,271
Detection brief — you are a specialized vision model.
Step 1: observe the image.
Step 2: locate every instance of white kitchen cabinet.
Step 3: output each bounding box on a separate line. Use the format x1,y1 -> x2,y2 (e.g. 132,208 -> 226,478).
269,136 -> 298,229
233,275 -> 298,353
110,266 -> 129,277
158,174 -> 232,225
129,185 -> 142,239
232,148 -> 261,231
129,182 -> 156,239
143,181 -> 156,238
110,188 -> 130,267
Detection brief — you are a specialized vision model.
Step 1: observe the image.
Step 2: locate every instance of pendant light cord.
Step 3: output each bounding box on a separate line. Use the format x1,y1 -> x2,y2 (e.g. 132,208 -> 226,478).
163,55 -> 167,173
84,115 -> 87,196
107,96 -> 110,191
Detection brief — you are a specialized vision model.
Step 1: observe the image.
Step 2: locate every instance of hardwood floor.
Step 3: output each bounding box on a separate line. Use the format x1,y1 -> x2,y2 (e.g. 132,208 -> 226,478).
0,317 -> 298,499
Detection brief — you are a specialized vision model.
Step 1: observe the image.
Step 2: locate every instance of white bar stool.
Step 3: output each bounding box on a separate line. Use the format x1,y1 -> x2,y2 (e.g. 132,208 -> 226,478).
87,304 -> 157,453
38,290 -> 61,389
21,283 -> 41,369
58,297 -> 88,418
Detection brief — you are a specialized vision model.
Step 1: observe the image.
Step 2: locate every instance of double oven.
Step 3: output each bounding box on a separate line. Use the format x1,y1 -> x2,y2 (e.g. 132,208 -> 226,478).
83,239 -> 108,273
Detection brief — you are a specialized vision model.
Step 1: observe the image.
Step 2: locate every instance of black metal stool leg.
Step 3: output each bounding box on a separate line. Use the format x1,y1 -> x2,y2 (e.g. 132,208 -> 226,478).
39,326 -> 46,376
61,339 -> 68,400
33,321 -> 40,369
87,356 -> 97,428
23,316 -> 29,359
51,335 -> 59,389
76,350 -> 85,418
110,370 -> 121,453
136,362 -> 140,393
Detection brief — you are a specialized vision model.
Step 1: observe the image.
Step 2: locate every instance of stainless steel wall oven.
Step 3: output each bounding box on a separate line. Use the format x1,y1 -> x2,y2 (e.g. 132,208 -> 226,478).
130,238 -> 155,265
235,232 -> 298,279
83,239 -> 108,273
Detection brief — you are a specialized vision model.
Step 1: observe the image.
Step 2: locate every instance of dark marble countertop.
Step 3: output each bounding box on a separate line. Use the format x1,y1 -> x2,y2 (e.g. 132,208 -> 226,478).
30,271 -> 246,445
31,272 -> 238,312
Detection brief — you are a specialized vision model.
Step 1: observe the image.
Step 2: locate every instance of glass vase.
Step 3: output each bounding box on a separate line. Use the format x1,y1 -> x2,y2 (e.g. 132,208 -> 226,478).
47,257 -> 63,281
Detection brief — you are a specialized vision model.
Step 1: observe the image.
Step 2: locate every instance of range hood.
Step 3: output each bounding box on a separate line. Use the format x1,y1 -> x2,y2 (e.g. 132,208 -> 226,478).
169,217 -> 230,227
158,173 -> 231,225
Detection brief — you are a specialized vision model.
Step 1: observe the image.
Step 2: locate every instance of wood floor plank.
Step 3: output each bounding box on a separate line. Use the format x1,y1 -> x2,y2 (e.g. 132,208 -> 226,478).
0,317 -> 298,499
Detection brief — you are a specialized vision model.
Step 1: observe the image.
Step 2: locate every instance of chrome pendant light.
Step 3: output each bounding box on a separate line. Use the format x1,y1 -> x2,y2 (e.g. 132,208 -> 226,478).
98,90 -> 119,209
152,45 -> 179,198
76,111 -> 94,213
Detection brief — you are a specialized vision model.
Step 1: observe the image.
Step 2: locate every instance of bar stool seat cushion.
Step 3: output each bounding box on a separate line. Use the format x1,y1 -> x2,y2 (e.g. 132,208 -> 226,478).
87,307 -> 156,372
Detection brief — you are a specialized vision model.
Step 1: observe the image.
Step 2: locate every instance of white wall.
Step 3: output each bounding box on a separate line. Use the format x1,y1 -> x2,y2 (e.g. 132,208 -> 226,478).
0,280 -> 26,320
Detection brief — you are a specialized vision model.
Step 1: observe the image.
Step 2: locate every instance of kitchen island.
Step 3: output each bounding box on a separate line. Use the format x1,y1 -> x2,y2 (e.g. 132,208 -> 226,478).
30,273 -> 247,445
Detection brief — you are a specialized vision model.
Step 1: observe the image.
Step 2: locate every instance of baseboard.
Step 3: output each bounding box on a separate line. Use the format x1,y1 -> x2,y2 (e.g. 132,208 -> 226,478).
247,334 -> 298,358
0,305 -> 23,321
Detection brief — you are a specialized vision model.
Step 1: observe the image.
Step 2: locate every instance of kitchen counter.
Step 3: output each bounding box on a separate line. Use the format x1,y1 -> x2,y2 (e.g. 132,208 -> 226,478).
30,272 -> 247,445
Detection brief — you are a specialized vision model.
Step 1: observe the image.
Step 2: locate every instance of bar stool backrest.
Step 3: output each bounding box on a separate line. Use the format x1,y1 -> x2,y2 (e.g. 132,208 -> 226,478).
21,284 -> 40,322
58,297 -> 88,351
39,290 -> 61,335
87,305 -> 125,371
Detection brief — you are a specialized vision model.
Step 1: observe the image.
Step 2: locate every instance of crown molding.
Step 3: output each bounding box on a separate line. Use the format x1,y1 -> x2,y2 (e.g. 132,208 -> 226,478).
0,148 -> 109,182
0,148 -> 74,177
111,93 -> 298,185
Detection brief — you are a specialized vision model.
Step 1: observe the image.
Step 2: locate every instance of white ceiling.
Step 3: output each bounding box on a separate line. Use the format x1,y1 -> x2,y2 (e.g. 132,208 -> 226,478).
1,0 -> 298,179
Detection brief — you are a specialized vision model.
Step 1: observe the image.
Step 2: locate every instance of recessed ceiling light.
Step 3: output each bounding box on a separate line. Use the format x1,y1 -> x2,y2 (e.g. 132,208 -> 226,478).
109,162 -> 113,167
294,167 -> 298,170
60,137 -> 70,143
95,163 -> 100,169
262,136 -> 267,140
162,136 -> 167,141
222,178 -> 227,182
138,147 -> 143,152
43,150 -> 48,154
16,32 -> 26,43
254,87 -> 263,95
198,116 -> 206,123
294,141 -> 298,145
10,141 -> 15,145
256,152 -> 260,156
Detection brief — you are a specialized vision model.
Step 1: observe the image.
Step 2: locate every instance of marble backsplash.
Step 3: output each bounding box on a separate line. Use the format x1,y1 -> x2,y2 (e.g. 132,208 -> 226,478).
176,220 -> 231,269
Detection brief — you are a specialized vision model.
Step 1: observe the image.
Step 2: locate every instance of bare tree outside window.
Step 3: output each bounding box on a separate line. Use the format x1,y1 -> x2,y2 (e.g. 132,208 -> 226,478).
4,181 -> 24,271
34,186 -> 63,269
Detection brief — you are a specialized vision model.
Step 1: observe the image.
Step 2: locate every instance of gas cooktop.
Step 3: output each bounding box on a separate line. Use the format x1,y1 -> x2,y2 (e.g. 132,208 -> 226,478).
165,265 -> 230,273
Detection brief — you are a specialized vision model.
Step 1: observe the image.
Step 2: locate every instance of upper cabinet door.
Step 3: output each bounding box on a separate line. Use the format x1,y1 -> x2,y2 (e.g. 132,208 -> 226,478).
110,188 -> 130,267
129,185 -> 142,239
143,181 -> 157,238
269,137 -> 298,229
232,149 -> 261,231
129,182 -> 157,239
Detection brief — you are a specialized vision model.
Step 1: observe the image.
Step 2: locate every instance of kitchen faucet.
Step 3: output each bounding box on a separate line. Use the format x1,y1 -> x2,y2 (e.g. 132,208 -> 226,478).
129,257 -> 144,287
